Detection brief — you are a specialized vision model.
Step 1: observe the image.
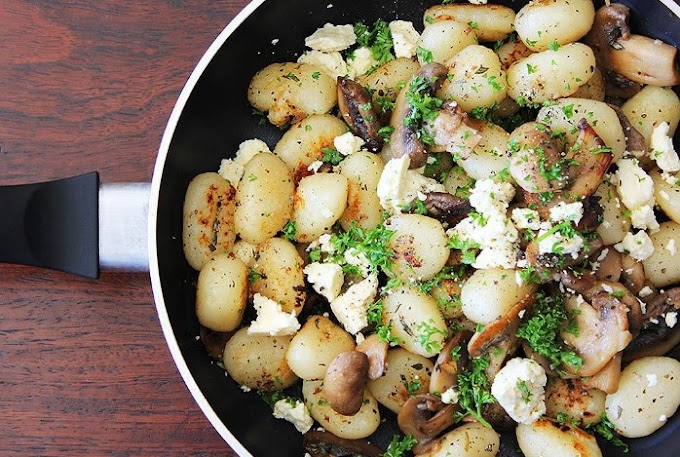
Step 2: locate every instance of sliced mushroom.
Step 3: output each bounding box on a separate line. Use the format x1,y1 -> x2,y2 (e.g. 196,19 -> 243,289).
303,430 -> 382,457
561,292 -> 632,377
560,270 -> 598,295
608,103 -> 650,166
620,254 -> 647,296
583,280 -> 643,336
594,247 -> 622,283
423,192 -> 471,226
468,293 -> 536,358
565,119 -> 613,199
425,101 -> 482,158
623,325 -> 680,363
525,233 -> 604,279
337,77 -> 384,152
355,334 -> 388,380
388,63 -> 448,169
575,196 -> 603,234
429,332 -> 471,395
398,394 -> 458,442
524,119 -> 611,218
509,122 -> 568,194
642,287 -> 680,326
584,4 -> 680,88
323,351 -> 369,416
580,352 -> 622,394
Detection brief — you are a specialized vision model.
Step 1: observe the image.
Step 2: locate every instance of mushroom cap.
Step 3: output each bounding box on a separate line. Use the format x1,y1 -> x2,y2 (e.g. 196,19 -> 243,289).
323,350 -> 370,416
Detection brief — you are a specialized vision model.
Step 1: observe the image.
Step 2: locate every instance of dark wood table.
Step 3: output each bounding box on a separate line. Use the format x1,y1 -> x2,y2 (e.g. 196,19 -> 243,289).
1,1 -> 249,455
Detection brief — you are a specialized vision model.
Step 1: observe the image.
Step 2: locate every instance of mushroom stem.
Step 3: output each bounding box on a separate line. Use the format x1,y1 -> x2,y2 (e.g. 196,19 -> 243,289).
337,77 -> 384,152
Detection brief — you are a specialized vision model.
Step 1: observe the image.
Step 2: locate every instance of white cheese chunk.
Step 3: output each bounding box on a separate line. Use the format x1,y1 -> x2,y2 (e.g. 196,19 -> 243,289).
330,274 -> 378,335
651,122 -> 680,173
537,228 -> 584,259
298,50 -> 348,79
469,0 -> 488,4
615,158 -> 658,230
347,46 -> 378,78
248,294 -> 301,336
333,131 -> 365,156
273,399 -> 314,434
305,23 -> 357,52
512,208 -> 542,230
440,387 -> 460,405
665,312 -> 678,329
389,20 -> 420,59
377,156 -> 411,213
549,201 -> 584,224
639,286 -> 654,298
304,262 -> 344,302
307,160 -> 324,173
614,231 -> 655,261
491,358 -> 547,425
217,159 -> 244,188
307,233 -> 337,254
468,178 -> 516,216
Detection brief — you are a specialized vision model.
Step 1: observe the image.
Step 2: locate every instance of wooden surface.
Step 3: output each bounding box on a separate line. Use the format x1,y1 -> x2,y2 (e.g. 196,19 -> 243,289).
0,1 -> 249,455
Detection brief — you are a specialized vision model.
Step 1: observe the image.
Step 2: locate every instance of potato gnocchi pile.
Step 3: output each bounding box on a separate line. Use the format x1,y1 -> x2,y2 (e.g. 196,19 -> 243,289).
182,1 -> 680,455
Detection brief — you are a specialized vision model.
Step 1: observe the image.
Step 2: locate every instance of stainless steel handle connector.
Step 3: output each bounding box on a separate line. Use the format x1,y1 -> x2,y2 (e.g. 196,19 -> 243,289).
99,183 -> 151,272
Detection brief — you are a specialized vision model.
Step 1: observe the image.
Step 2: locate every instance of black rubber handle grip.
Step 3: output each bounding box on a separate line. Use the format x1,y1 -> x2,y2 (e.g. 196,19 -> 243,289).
0,172 -> 99,278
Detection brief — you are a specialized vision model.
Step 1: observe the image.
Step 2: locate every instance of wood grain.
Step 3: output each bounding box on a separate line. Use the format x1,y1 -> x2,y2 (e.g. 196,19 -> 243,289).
0,1 -> 249,455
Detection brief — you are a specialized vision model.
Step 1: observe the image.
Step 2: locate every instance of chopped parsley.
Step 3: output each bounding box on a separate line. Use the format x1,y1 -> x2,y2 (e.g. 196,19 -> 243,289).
367,299 -> 403,346
415,320 -> 447,353
401,376 -> 422,396
311,71 -> 321,80
281,220 -> 297,241
248,269 -> 263,284
418,265 -> 465,295
354,19 -> 395,64
517,380 -> 533,403
517,291 -> 583,373
587,413 -> 629,453
548,39 -> 560,51
321,146 -> 344,165
455,355 -> 496,427
383,434 -> 417,457
448,234 -> 480,265
417,46 -> 434,64
404,75 -> 445,144
527,63 -> 538,74
329,223 -> 395,274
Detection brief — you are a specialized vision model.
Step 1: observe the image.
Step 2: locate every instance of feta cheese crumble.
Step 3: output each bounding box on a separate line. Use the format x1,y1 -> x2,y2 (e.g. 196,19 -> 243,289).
248,294 -> 301,336
615,158 -> 658,230
651,122 -> 680,173
298,50 -> 348,78
440,387 -> 460,405
304,262 -> 344,302
614,231 -> 655,261
347,46 -> 378,78
377,156 -> 445,214
305,23 -> 357,52
334,132 -> 365,156
537,228 -> 584,259
330,274 -> 378,334
639,286 -> 654,298
273,399 -> 314,434
491,358 -> 547,425
389,20 -> 420,58
512,208 -> 542,230
665,312 -> 678,329
549,201 -> 584,224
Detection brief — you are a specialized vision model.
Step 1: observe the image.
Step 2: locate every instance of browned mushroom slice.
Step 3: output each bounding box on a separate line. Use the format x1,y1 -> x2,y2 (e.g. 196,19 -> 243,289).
387,63 -> 448,169
620,254 -> 647,296
580,352 -> 622,394
508,122 -> 568,194
584,4 -> 680,89
594,247 -> 622,283
303,430 -> 382,457
430,331 -> 472,395
583,280 -> 644,336
523,119 -> 611,219
525,234 -> 604,279
560,270 -> 598,295
608,103 -> 650,166
355,334 -> 388,380
641,287 -> 680,326
398,394 -> 458,442
623,325 -> 680,363
565,119 -> 613,199
575,196 -> 604,234
561,292 -> 632,377
323,351 -> 369,416
337,77 -> 384,152
468,294 -> 536,358
426,101 -> 482,158
423,192 -> 471,226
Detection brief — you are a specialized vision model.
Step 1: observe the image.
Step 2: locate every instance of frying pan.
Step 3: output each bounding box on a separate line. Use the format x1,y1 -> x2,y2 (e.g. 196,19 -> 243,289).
3,0 -> 679,456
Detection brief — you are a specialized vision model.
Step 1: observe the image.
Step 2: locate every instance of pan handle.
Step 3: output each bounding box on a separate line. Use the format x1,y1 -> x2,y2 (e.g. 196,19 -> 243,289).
0,172 -> 100,278
0,173 -> 151,278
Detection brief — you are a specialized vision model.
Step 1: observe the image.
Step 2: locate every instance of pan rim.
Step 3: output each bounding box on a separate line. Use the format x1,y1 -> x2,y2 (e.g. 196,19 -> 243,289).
147,0 -> 680,456
148,0 -> 266,455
